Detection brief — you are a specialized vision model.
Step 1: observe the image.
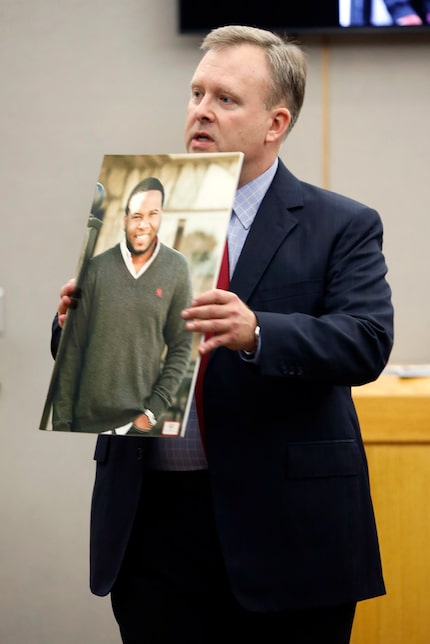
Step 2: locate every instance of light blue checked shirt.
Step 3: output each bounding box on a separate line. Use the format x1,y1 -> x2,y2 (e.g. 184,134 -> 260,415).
147,158 -> 279,470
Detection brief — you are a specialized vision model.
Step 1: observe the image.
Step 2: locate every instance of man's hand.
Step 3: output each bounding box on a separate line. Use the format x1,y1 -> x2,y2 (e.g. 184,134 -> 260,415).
181,288 -> 258,355
57,278 -> 76,328
132,412 -> 153,432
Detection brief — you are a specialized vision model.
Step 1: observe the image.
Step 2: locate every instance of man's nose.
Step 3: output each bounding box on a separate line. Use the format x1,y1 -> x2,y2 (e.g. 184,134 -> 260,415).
194,97 -> 214,122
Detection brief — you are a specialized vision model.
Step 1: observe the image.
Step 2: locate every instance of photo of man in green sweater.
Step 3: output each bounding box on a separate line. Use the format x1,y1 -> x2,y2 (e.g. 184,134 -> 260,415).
51,176 -> 193,436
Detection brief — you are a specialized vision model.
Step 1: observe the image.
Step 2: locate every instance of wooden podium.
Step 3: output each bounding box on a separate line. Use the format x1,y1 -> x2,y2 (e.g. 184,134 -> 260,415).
350,373 -> 430,644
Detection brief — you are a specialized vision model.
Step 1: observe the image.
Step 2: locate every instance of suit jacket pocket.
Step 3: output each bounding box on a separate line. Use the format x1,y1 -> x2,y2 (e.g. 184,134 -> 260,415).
285,439 -> 360,479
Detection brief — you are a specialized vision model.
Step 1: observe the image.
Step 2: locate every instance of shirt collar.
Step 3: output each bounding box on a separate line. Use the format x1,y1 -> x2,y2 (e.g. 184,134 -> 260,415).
120,237 -> 161,278
233,158 -> 279,229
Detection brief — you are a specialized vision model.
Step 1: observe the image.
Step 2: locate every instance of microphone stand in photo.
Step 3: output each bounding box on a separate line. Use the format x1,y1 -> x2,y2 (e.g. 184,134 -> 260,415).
39,182 -> 105,430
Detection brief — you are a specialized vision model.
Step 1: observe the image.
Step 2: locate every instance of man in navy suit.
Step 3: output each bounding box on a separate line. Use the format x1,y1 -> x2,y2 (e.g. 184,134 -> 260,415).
52,25 -> 393,644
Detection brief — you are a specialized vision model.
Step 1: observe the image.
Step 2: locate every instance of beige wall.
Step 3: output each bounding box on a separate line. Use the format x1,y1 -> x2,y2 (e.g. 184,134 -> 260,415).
0,1 -> 429,642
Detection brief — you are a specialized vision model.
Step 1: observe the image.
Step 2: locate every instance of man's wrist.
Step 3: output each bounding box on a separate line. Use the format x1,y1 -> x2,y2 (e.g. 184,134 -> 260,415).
243,324 -> 260,356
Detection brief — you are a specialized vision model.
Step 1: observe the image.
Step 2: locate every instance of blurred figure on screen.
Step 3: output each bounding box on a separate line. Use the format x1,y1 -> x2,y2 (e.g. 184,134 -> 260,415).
382,0 -> 430,23
347,0 -> 430,25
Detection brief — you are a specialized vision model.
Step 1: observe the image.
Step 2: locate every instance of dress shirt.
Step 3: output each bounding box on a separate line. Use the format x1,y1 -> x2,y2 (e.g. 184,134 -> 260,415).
120,237 -> 160,277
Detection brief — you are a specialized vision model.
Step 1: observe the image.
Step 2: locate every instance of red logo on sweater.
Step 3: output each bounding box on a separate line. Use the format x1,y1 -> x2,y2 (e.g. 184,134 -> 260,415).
156,288 -> 163,297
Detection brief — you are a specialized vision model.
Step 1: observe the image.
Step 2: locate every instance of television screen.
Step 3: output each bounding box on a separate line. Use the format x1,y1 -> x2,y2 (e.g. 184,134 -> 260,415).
178,1 -> 430,35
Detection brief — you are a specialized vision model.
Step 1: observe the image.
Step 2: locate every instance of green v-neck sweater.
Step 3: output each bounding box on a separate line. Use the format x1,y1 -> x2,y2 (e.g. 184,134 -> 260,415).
52,243 -> 193,433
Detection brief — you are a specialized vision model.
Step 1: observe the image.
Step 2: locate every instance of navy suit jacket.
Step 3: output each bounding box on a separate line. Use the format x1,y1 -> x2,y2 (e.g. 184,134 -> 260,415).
52,160 -> 393,611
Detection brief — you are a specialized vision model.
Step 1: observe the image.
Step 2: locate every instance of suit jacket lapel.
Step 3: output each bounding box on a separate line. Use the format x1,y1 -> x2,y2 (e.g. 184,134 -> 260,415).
230,161 -> 303,302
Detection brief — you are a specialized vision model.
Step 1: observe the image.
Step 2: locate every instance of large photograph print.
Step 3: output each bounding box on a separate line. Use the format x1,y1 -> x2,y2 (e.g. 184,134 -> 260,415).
40,152 -> 243,437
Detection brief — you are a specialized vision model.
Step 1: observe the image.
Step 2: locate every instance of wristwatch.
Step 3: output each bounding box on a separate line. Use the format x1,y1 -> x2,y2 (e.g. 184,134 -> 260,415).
143,408 -> 157,427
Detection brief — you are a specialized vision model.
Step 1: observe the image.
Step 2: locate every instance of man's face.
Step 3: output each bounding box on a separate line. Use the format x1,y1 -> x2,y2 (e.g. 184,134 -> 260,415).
124,190 -> 162,256
185,43 -> 279,186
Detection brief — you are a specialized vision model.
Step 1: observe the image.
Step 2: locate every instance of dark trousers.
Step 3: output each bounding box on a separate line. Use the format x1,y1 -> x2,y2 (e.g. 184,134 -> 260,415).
111,470 -> 356,644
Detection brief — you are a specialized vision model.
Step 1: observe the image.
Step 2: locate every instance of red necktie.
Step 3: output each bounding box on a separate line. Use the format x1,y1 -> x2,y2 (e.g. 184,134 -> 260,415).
195,240 -> 230,447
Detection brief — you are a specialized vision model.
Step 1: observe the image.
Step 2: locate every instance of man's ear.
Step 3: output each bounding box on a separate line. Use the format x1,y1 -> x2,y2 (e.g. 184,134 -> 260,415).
266,107 -> 291,142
